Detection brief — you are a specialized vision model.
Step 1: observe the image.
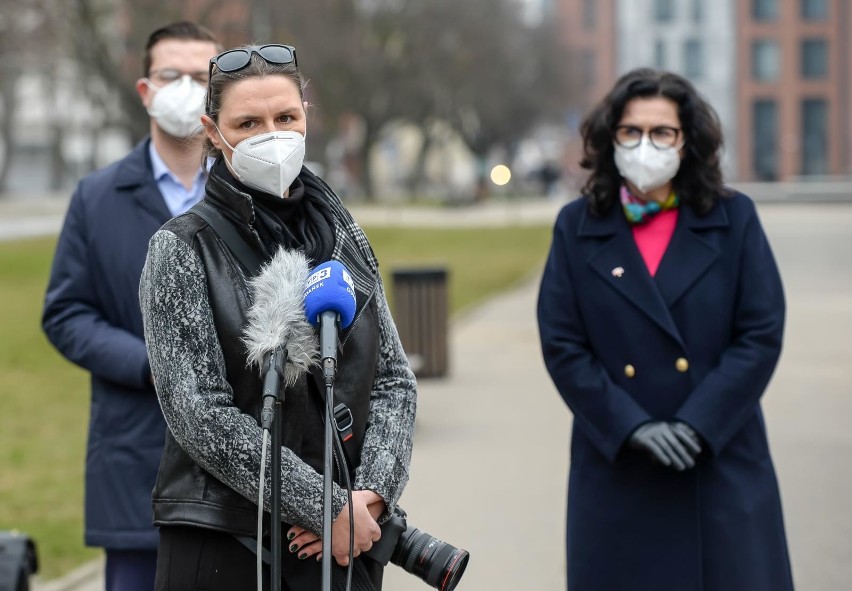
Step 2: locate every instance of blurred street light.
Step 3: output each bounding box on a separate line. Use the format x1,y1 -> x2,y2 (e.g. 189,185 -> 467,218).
490,164 -> 511,186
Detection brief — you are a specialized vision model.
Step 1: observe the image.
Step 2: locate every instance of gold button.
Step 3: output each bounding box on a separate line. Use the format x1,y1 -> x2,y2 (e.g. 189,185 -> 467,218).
675,358 -> 689,372
624,364 -> 636,378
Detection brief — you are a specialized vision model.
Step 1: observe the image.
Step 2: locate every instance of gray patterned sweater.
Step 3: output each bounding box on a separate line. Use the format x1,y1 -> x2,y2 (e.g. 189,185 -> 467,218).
140,219 -> 416,536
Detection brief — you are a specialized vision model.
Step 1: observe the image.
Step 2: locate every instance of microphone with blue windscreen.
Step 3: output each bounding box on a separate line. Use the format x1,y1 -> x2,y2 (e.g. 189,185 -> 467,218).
304,260 -> 359,588
304,261 -> 357,376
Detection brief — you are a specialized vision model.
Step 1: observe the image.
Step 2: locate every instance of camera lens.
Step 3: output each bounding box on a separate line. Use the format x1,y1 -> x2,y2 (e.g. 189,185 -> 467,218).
391,527 -> 470,591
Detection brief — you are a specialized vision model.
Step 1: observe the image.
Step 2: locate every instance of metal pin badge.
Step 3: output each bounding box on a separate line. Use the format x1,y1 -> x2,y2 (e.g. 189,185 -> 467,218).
611,267 -> 625,278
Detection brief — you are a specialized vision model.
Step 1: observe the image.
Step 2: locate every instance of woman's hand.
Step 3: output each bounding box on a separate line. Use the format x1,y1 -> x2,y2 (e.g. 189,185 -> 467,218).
629,421 -> 701,470
332,490 -> 383,566
285,490 -> 386,564
359,489 -> 387,521
286,527 -> 322,561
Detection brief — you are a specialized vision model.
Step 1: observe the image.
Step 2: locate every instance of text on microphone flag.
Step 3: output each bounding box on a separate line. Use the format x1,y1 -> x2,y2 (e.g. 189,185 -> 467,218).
306,266 -> 331,287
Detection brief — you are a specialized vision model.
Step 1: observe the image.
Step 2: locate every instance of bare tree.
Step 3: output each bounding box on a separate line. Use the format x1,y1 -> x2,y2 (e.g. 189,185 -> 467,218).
37,0 -> 248,151
272,0 -> 577,200
0,5 -> 18,190
0,0 -> 254,192
438,2 -> 575,199
65,0 -> 243,143
0,0 -> 58,191
271,0 -> 420,199
2,0 -> 578,197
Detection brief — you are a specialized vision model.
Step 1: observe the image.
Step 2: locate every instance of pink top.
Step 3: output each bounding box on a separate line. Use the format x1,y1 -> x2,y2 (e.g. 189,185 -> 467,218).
631,209 -> 678,277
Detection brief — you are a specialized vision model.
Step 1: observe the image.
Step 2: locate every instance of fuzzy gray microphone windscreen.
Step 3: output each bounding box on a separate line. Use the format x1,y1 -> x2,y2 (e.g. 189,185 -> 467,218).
242,248 -> 319,385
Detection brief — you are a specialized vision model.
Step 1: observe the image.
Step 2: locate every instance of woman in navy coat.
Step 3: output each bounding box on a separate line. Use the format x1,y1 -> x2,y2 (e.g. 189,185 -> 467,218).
537,69 -> 794,591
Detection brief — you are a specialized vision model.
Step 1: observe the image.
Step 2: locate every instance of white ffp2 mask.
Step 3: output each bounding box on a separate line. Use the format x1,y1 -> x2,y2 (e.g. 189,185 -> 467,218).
614,137 -> 682,193
146,76 -> 206,139
217,129 -> 306,198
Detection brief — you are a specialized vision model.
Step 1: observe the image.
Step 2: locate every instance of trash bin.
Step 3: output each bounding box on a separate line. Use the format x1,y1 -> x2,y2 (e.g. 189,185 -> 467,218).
391,268 -> 449,378
0,530 -> 38,591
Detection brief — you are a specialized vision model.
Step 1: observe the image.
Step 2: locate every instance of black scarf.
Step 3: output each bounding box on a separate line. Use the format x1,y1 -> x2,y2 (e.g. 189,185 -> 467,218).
206,158 -> 379,307
211,158 -> 336,265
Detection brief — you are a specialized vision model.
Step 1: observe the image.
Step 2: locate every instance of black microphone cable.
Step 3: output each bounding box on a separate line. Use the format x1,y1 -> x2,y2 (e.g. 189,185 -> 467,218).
258,429 -> 270,591
255,378 -> 354,591
328,383 -> 355,591
255,418 -> 350,591
256,422 -> 347,591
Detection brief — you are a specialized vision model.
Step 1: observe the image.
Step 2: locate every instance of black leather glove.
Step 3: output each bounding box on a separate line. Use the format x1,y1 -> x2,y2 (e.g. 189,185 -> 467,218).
629,421 -> 702,471
670,421 -> 703,454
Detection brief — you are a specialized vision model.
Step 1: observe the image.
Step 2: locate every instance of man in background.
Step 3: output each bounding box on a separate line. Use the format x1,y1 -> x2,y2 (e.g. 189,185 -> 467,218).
42,21 -> 220,591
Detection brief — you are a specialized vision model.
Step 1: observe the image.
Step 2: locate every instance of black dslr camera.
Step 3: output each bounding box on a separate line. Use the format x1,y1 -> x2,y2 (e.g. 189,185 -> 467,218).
366,508 -> 470,591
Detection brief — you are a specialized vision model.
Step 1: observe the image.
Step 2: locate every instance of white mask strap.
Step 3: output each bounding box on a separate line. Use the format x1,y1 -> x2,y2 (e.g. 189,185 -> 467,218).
214,124 -> 237,152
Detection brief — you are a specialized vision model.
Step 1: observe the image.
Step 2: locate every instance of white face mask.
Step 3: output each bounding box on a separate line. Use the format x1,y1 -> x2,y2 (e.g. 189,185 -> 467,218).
146,75 -> 206,138
614,137 -> 682,194
217,129 -> 306,198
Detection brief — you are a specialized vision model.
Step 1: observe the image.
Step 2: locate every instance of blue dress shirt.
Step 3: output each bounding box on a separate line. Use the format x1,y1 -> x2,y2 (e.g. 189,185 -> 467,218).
148,143 -> 209,217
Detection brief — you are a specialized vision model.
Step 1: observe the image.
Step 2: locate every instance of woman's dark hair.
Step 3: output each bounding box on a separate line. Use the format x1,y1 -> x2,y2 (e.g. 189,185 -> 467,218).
203,49 -> 306,160
579,68 -> 727,215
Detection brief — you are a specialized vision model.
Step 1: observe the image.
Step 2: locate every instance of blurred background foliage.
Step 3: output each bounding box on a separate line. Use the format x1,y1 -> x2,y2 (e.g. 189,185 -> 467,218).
0,0 -> 578,200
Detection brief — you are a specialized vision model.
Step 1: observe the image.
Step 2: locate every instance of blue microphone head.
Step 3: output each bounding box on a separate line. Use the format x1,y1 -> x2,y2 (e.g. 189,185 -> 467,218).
304,261 -> 357,328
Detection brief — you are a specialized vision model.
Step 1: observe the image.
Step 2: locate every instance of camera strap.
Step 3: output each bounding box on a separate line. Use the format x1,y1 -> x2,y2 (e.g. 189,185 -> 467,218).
333,403 -> 355,444
190,201 -> 266,277
306,367 -> 358,476
234,534 -> 271,564
332,403 -> 358,481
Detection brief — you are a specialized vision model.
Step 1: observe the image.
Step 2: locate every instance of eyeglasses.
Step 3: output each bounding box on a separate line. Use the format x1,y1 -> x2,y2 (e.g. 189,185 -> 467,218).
149,68 -> 209,85
208,44 -> 298,80
615,125 -> 682,150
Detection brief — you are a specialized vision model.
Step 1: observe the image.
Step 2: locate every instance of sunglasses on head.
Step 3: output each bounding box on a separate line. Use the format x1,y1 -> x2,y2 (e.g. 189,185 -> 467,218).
206,44 -> 298,113
208,44 -> 297,78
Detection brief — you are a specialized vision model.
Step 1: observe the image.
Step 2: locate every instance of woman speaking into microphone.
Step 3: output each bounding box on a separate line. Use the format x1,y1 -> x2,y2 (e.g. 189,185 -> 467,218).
139,44 -> 416,590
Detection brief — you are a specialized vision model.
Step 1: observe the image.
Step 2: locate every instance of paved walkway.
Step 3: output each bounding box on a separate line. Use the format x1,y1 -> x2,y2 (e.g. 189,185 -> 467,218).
0,194 -> 68,241
389,203 -> 852,590
0,193 -> 565,242
24,201 -> 852,590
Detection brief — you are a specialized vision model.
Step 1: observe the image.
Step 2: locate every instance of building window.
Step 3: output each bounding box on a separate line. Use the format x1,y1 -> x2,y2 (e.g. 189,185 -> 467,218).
801,99 -> 828,175
801,0 -> 828,20
752,39 -> 780,81
684,39 -> 703,79
753,100 -> 778,180
583,0 -> 596,29
654,40 -> 667,69
692,0 -> 703,23
801,39 -> 828,79
654,0 -> 675,22
752,0 -> 777,21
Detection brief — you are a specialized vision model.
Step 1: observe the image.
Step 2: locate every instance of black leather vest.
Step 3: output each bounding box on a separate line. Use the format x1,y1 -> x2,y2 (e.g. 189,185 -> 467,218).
151,183 -> 379,537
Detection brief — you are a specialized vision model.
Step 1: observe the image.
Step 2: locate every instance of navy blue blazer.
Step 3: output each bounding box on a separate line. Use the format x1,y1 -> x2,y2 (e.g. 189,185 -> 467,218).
537,192 -> 793,591
43,139 -> 171,549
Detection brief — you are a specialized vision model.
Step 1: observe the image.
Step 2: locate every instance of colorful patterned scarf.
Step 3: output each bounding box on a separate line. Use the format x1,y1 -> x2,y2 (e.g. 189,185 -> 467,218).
620,185 -> 679,224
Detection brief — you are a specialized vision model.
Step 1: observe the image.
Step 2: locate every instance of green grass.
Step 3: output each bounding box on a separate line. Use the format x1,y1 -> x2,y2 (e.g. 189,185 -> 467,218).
367,225 -> 553,316
0,225 -> 552,579
0,237 -> 99,577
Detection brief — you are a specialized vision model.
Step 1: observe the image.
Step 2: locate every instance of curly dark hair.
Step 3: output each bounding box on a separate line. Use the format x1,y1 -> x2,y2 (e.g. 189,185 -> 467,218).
579,68 -> 727,215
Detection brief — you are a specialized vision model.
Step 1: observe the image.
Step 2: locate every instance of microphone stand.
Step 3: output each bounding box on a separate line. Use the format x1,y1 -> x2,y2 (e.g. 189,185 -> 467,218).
260,345 -> 287,591
319,311 -> 339,591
